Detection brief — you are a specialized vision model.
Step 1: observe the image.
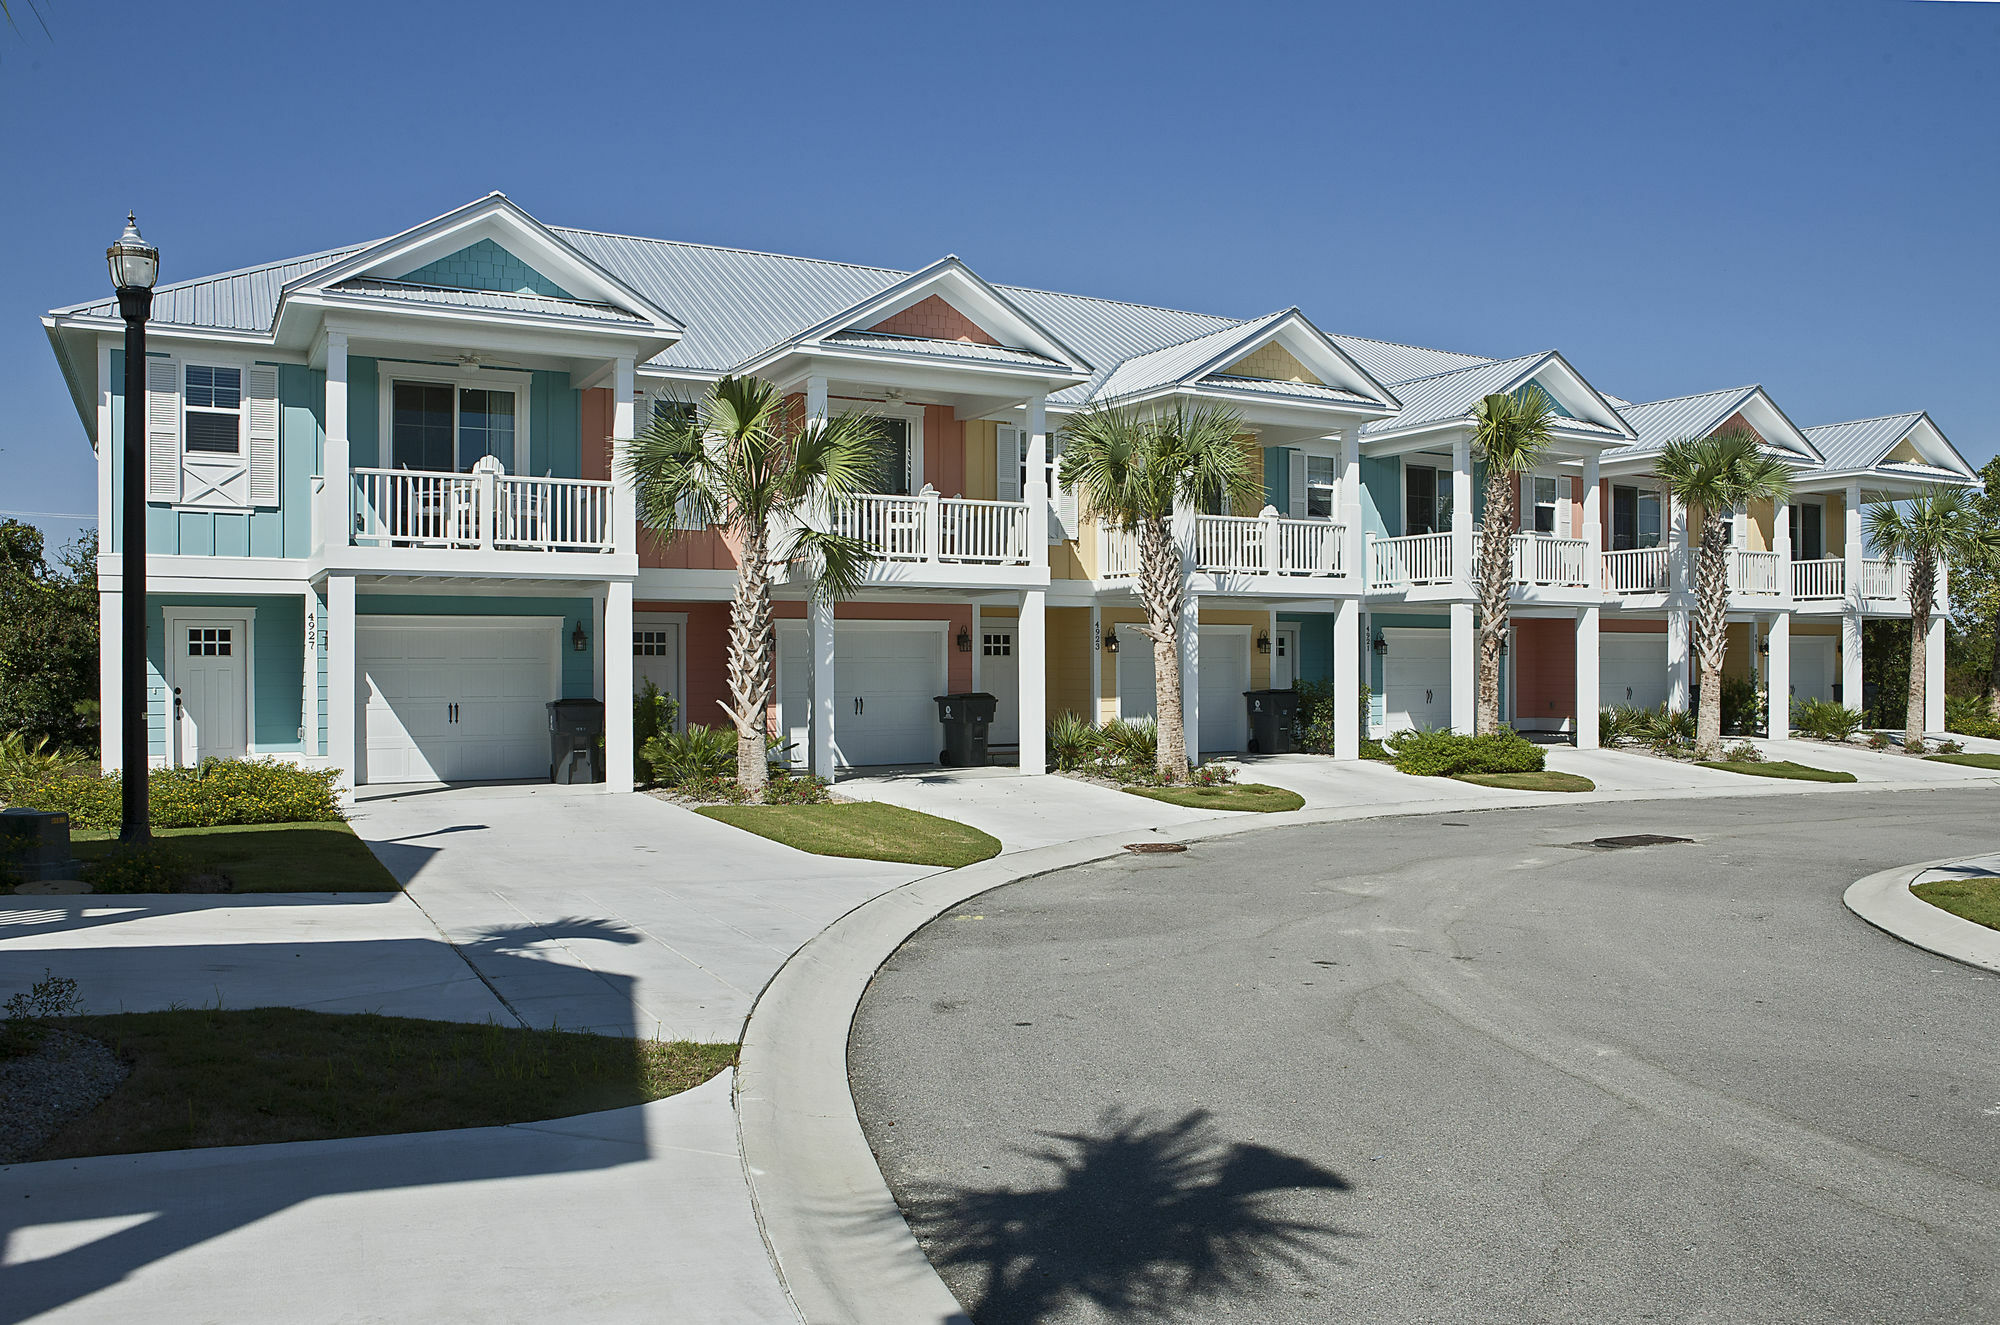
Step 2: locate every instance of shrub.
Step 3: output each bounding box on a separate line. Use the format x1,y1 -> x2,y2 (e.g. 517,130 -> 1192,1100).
1096,718 -> 1159,776
632,681 -> 680,786
1631,704 -> 1695,754
1359,738 -> 1392,762
1938,739 -> 1965,755
676,774 -> 750,803
1386,728 -> 1545,778
0,733 -> 81,806
1793,697 -> 1864,743
1048,711 -> 1100,773
1722,741 -> 1763,763
643,725 -> 736,788
80,842 -> 196,893
1866,731 -> 1893,751
760,771 -> 830,805
18,759 -> 343,831
1719,677 -> 1766,736
1187,762 -> 1237,787
1295,681 -> 1371,756
1945,695 -> 2000,740
1599,705 -> 1652,748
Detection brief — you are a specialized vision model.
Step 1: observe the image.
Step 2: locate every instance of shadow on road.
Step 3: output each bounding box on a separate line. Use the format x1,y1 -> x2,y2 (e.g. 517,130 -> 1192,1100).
907,1108 -> 1350,1323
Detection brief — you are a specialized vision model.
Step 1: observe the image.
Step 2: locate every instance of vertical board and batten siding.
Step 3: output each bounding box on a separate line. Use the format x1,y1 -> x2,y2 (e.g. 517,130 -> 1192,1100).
354,596 -> 598,700
1510,618 -> 1577,725
1278,612 -> 1336,686
144,595 -> 309,758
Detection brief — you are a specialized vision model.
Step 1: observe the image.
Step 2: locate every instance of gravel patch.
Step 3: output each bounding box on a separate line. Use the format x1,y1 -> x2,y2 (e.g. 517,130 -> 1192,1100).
0,1029 -> 128,1164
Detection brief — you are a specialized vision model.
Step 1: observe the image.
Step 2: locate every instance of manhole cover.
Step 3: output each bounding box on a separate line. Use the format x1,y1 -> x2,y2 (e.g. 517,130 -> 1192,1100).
1587,834 -> 1693,849
1125,842 -> 1188,854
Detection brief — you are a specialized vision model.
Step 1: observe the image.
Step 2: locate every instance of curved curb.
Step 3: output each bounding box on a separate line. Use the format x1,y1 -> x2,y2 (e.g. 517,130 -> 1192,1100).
1844,857 -> 2000,975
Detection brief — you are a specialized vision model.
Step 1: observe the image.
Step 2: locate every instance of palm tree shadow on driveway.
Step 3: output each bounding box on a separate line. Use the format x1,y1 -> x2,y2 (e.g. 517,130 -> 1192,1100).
900,1107 -> 1351,1323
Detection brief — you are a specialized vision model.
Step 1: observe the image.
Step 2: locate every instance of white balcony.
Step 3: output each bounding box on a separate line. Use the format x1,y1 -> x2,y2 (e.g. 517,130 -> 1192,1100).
352,464 -> 615,552
1368,532 -> 1454,589
831,491 -> 1031,566
1729,548 -> 1783,597
1792,558 -> 1844,601
1862,556 -> 1911,601
1192,513 -> 1346,578
1604,546 -> 1672,595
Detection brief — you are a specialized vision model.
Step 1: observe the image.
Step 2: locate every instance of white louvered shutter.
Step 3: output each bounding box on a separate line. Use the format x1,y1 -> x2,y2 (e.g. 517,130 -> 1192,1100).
144,357 -> 181,502
246,365 -> 281,506
1557,476 -> 1572,538
1287,449 -> 1308,518
1054,434 -> 1078,539
995,425 -> 1021,501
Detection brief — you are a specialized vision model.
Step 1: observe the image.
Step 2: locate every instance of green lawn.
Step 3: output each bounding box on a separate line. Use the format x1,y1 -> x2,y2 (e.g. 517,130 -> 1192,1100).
14,1008 -> 735,1161
696,801 -> 1000,867
1123,783 -> 1306,813
1925,752 -> 2000,770
1453,771 -> 1596,793
1695,760 -> 1857,783
67,822 -> 399,892
1912,875 -> 2000,933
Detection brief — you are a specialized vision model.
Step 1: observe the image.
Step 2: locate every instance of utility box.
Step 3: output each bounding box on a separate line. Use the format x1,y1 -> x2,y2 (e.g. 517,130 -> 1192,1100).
1243,689 -> 1302,755
935,693 -> 998,767
0,808 -> 79,883
547,698 -> 606,784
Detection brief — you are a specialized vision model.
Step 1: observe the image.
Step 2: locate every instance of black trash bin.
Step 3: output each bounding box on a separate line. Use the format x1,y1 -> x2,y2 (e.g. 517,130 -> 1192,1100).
547,698 -> 606,784
1243,688 -> 1301,754
935,692 -> 998,767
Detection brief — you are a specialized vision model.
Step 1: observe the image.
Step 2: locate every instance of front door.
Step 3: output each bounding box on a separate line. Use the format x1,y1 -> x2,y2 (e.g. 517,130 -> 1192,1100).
174,620 -> 249,765
633,618 -> 684,730
981,626 -> 1020,746
1271,626 -> 1299,690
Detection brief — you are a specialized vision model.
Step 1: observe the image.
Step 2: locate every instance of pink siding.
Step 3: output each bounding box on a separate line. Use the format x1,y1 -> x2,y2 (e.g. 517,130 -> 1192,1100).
1513,618 -> 1576,723
870,295 -> 1000,345
1603,617 -> 1667,634
581,388 -> 613,481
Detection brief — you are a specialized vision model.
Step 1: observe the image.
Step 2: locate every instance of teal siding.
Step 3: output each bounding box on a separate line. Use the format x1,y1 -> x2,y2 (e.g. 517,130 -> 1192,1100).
529,371 -> 581,478
350,356 -> 381,468
400,240 -> 572,298
145,595 -> 309,757
1278,611 -> 1334,685
1522,378 -> 1575,419
1264,447 -> 1288,513
355,595 -> 597,699
1360,455 -> 1400,538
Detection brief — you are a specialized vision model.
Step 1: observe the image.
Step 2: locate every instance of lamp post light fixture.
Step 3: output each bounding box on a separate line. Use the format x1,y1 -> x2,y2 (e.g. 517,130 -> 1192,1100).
109,213 -> 159,845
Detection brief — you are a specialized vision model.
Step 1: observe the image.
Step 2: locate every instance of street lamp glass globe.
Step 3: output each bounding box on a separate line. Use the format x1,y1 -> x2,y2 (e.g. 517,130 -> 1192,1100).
106,213 -> 159,291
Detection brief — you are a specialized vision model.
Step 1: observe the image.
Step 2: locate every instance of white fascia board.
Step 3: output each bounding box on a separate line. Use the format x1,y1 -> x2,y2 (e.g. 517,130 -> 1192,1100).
1360,419 -> 1474,454
315,547 -> 639,581
54,313 -> 276,350
1897,414 -> 1975,476
751,350 -> 1085,405
311,309 -> 669,372
289,294 -> 676,356
1191,309 -> 1402,410
788,258 -> 1093,374
44,318 -> 97,441
96,554 -> 313,591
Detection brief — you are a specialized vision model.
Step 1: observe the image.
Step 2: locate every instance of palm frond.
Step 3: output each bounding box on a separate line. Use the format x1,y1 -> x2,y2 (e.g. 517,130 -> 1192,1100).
780,526 -> 877,603
1865,484 -> 1979,563
1472,387 -> 1555,474
787,409 -> 887,505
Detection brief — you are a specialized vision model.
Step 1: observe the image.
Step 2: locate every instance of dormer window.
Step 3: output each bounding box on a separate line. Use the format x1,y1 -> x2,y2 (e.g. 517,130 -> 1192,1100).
184,365 -> 242,454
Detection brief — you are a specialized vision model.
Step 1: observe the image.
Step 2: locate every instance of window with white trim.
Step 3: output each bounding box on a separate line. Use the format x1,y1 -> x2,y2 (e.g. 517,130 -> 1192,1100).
184,365 -> 242,454
1305,455 -> 1337,518
389,380 -> 521,472
1530,475 -> 1560,535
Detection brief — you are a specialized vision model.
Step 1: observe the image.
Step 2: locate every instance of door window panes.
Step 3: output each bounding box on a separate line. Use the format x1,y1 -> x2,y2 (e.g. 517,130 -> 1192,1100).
1306,455 -> 1337,518
869,417 -> 912,495
458,389 -> 515,470
1791,503 -> 1824,560
1531,476 -> 1559,534
392,383 -> 455,471
186,627 -> 231,656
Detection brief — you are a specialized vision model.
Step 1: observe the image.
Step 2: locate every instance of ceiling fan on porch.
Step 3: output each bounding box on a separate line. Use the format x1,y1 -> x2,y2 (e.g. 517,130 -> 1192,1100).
453,352 -> 525,373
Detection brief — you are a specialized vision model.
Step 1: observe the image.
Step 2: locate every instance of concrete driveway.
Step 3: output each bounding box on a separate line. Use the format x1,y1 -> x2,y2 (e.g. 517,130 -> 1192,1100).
836,766 -> 1226,852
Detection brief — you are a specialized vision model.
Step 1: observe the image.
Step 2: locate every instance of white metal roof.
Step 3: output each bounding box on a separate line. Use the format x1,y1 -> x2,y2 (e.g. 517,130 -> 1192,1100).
330,278 -> 651,325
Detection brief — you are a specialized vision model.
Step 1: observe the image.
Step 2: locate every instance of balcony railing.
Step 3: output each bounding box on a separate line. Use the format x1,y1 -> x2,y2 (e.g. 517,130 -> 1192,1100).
1603,546 -> 1672,594
1192,514 -> 1347,577
1730,549 -> 1783,596
1368,532 -> 1454,589
1512,534 -> 1592,588
352,466 -> 615,552
1862,557 -> 1910,601
831,491 -> 1031,566
1099,521 -> 1140,578
1792,558 -> 1844,601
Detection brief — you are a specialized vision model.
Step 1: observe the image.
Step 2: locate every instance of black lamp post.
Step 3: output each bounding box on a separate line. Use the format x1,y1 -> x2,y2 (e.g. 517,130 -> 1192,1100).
108,213 -> 159,845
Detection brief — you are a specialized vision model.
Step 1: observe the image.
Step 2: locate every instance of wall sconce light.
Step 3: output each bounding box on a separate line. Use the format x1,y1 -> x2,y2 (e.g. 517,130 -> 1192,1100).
571,620 -> 589,653
1758,635 -> 1770,654
1102,630 -> 1120,654
956,626 -> 973,653
1256,631 -> 1272,655
1371,636 -> 1387,655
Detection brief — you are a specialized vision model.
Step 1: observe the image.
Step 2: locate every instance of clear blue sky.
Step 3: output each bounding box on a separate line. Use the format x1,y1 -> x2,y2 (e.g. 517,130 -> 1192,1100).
3,0 -> 1995,552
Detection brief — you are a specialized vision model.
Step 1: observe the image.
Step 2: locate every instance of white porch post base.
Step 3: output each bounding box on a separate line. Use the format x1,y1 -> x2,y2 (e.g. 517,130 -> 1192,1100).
1926,613 -> 1946,735
1333,598 -> 1360,760
1178,593 -> 1201,765
1018,590 -> 1047,775
1449,600 -> 1476,733
604,581 -> 634,789
1842,609 -> 1864,714
810,598 -> 836,779
1574,606 -> 1600,750
327,574 -> 358,790
1767,611 -> 1791,741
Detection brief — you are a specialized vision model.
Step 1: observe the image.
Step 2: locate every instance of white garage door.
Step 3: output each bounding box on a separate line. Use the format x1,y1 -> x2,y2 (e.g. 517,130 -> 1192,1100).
1383,628 -> 1451,733
1601,633 -> 1669,712
1115,625 -> 1251,754
360,619 -> 559,784
778,624 -> 947,768
1790,636 -> 1836,704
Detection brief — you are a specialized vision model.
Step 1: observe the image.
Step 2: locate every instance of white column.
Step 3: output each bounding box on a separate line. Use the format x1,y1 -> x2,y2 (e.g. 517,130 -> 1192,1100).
1339,427 -> 1363,585
1026,393 -> 1050,572
1767,611 -> 1791,741
1179,591 -> 1201,763
604,580 -> 634,789
1449,600 -> 1476,733
1582,450 -> 1602,591
809,597 -> 836,779
302,587 -> 320,756
806,376 -> 828,420
1018,590 -> 1047,774
611,357 -> 637,556
1926,610 -> 1946,735
1333,597 -> 1360,760
1841,608 -> 1864,711
1575,607 -> 1601,749
98,587 -> 121,772
969,603 -> 982,694
1773,493 -> 1792,582
1667,609 -> 1691,712
1843,480 -> 1864,607
327,574 -> 358,790
1450,432 -> 1473,586
320,331 -> 349,555
1088,602 -> 1103,724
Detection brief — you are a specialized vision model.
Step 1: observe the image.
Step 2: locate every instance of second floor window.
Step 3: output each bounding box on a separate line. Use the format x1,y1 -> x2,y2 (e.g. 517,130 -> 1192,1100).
184,365 -> 242,454
391,382 -> 518,472
1612,485 -> 1662,550
1791,502 -> 1824,560
1305,455 -> 1337,518
1529,475 -> 1561,535
868,416 -> 913,495
1405,464 -> 1451,535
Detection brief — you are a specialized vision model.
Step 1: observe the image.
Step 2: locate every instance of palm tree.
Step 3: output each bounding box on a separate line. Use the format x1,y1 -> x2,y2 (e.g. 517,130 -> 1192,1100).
1865,486 -> 1978,750
1060,402 -> 1258,780
1470,387 -> 1555,734
1654,428 -> 1792,758
622,375 -> 884,791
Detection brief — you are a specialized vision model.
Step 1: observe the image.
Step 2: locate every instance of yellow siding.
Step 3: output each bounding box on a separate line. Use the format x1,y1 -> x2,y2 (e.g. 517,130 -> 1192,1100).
1051,540 -> 1090,581
1218,342 -> 1322,385
1093,606 -> 1271,717
1746,498 -> 1773,552
1047,607 -> 1092,722
1824,490 -> 1846,556
1792,621 -> 1840,637
963,420 -> 997,501
1885,438 -> 1923,465
1723,622 -> 1753,681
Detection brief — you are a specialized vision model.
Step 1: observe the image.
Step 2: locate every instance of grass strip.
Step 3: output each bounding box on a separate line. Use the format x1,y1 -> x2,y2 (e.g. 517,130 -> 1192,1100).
1924,753 -> 2000,770
696,801 -> 1000,867
1695,760 -> 1857,783
1912,876 -> 2000,933
16,1007 -> 734,1161
1123,783 -> 1306,813
68,822 -> 401,892
1453,771 -> 1595,793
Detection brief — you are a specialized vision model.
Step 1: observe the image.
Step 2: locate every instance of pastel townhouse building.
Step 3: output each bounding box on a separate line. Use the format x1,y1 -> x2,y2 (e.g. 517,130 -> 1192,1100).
42,194 -> 1978,792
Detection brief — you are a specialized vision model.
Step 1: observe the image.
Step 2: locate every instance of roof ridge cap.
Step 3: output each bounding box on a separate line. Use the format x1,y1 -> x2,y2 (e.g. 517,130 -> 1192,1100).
549,225 -> 910,277
1805,410 -> 1925,430
1625,384 -> 1759,410
1333,329 -> 1496,361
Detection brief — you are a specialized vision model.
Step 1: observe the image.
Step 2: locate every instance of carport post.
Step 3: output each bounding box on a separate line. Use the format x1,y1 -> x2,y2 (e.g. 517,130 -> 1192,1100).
605,581 -> 635,788
327,574 -> 357,790
810,598 -> 836,780
1575,606 -> 1600,749
1767,611 -> 1790,740
1178,590 -> 1200,765
1667,609 -> 1691,713
1926,585 -> 1946,735
1449,600 -> 1475,733
1018,590 -> 1046,775
1332,597 -> 1360,760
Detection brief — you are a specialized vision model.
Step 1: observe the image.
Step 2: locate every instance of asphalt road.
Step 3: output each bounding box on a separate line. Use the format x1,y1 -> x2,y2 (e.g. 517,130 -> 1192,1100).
848,788 -> 2000,1324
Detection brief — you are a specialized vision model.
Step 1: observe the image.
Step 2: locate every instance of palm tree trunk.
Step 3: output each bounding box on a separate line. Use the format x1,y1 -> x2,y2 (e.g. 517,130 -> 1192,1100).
724,520 -> 772,790
1693,512 -> 1730,759
1137,516 -> 1188,780
1908,552 -> 1935,750
1476,472 -> 1514,734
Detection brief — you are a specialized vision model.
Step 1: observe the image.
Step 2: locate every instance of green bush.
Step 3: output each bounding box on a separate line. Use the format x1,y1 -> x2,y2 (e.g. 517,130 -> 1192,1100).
1386,728 -> 1545,778
1048,711 -> 1100,772
0,733 -> 83,806
1095,718 -> 1158,776
1793,697 -> 1865,742
1599,705 -> 1652,748
80,842 -> 196,893
1719,677 -> 1766,736
1722,740 -> 1763,763
632,681 -> 680,786
643,725 -> 736,788
677,774 -> 750,803
760,770 -> 831,805
1359,738 -> 1392,761
1945,695 -> 2000,740
1187,761 -> 1237,786
1295,680 -> 1370,756
18,758 -> 343,831
1938,738 -> 1965,755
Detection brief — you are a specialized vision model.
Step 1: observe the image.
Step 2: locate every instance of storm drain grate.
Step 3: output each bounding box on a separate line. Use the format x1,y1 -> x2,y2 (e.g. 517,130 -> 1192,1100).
1125,842 -> 1188,854
1584,834 -> 1694,850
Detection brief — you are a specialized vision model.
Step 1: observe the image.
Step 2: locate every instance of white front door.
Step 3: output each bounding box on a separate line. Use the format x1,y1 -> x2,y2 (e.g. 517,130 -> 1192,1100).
777,624 -> 948,768
633,617 -> 684,729
174,620 -> 249,764
359,619 -> 559,784
1271,626 -> 1299,690
980,626 -> 1020,746
1790,636 -> 1837,704
1383,628 -> 1451,733
1115,624 -> 1251,754
1601,634 -> 1670,711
